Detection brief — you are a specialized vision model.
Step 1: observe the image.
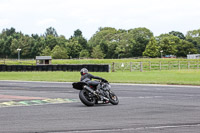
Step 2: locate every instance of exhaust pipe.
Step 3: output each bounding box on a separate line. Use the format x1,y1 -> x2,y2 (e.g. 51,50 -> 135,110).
83,85 -> 97,95
83,85 -> 109,101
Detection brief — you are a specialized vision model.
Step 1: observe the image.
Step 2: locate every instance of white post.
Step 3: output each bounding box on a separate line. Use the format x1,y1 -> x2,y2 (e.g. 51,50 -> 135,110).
140,62 -> 143,72
17,48 -> 21,60
160,50 -> 163,58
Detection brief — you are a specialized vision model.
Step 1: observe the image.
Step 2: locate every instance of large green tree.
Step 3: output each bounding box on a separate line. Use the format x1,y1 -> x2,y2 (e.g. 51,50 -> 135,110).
88,27 -> 118,58
44,27 -> 58,37
143,37 -> 159,57
65,39 -> 82,58
88,27 -> 118,48
158,34 -> 180,56
186,29 -> 200,53
57,35 -> 68,48
128,27 -> 154,57
88,27 -> 130,58
51,45 -> 68,59
79,49 -> 90,58
176,40 -> 197,57
10,39 -> 19,57
31,34 -> 45,57
45,35 -> 58,50
73,29 -> 82,37
0,28 -> 16,58
169,31 -> 185,40
1,26 -> 200,59
91,45 -> 105,59
71,29 -> 88,49
20,35 -> 36,58
40,46 -> 51,56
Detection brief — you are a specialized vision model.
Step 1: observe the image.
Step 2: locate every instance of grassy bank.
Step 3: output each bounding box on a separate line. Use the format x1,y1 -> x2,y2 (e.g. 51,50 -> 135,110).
0,70 -> 200,85
1,58 -> 199,65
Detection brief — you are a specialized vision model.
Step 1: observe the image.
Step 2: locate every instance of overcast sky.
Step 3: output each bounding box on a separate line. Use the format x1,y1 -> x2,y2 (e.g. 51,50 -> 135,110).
0,0 -> 200,39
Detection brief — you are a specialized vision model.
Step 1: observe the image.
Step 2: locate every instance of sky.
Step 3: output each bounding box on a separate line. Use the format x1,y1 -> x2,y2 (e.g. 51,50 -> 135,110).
0,0 -> 200,40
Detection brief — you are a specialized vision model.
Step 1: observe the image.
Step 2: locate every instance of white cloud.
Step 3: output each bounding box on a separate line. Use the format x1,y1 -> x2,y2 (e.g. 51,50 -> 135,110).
36,19 -> 57,26
0,0 -> 200,38
0,19 -> 10,27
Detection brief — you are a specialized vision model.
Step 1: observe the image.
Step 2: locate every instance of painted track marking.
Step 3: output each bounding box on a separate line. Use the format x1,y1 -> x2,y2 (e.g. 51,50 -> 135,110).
0,98 -> 78,108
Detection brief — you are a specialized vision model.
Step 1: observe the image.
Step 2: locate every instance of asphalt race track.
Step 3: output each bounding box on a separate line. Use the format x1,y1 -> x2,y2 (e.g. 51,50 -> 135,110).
0,81 -> 200,133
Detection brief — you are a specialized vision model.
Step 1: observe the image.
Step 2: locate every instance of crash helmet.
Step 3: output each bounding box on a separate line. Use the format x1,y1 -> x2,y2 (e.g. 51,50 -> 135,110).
80,68 -> 88,75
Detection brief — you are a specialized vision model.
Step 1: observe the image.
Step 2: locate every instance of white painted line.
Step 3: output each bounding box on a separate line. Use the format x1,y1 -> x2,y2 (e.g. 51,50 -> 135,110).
69,123 -> 200,132
111,83 -> 200,88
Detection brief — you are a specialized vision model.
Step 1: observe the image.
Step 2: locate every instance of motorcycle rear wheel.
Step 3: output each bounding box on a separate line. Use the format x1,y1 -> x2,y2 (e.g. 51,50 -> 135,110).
79,89 -> 95,106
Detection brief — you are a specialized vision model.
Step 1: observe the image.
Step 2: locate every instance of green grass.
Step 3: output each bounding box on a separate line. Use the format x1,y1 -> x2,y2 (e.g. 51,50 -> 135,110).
0,70 -> 200,85
1,58 -> 199,65
1,58 -> 200,85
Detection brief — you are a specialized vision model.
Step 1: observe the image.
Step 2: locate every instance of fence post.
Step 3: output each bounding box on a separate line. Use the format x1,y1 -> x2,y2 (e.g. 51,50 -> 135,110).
188,61 -> 190,69
130,62 -> 132,72
178,61 -> 180,70
149,61 -> 151,71
112,62 -> 115,72
140,62 -> 143,72
159,61 -> 162,71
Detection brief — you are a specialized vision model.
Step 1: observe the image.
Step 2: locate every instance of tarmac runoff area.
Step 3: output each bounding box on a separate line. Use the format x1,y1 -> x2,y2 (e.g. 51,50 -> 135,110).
0,81 -> 200,133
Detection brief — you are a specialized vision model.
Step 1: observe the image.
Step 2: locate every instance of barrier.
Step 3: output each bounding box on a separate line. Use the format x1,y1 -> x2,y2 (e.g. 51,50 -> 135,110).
0,64 -> 110,72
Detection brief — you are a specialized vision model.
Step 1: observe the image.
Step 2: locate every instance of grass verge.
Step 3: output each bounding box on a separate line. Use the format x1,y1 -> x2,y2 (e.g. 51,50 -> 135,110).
1,58 -> 199,65
0,70 -> 200,85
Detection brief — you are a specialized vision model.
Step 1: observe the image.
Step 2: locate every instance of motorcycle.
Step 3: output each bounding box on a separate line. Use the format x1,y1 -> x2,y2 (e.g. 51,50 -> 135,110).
72,80 -> 119,106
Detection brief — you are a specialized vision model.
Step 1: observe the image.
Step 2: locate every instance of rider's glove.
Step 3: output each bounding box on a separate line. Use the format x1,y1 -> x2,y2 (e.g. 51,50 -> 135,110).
101,78 -> 108,82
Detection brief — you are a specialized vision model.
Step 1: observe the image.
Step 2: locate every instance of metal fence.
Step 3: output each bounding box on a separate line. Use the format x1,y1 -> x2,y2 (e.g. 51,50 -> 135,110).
111,61 -> 200,72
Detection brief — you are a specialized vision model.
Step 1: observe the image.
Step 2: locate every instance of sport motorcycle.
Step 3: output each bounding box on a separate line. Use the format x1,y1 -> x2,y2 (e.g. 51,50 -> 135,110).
72,80 -> 119,106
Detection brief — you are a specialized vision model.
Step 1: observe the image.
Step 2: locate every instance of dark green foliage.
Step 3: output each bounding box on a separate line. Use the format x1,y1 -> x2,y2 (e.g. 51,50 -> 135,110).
51,45 -> 68,59
91,45 -> 105,59
158,34 -> 179,56
40,46 -> 51,56
65,39 -> 82,58
186,29 -> 200,53
169,31 -> 185,40
44,27 -> 58,37
79,49 -> 90,58
176,40 -> 197,57
74,29 -> 82,37
128,27 -> 154,57
0,27 -> 200,59
143,37 -> 159,57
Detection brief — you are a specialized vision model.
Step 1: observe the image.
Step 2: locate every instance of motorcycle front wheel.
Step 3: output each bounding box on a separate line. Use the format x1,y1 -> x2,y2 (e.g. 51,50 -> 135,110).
79,89 -> 95,106
108,91 -> 119,105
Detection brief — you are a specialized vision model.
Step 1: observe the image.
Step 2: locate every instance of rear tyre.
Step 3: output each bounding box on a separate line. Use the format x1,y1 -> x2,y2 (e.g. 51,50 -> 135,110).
108,91 -> 119,105
79,89 -> 95,106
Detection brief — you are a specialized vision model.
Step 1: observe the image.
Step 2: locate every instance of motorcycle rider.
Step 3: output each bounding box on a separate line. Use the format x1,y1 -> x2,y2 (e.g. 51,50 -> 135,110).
80,68 -> 109,102
80,68 -> 107,85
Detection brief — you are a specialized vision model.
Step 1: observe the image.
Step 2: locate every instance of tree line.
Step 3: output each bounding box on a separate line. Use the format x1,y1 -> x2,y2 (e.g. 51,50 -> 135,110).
0,27 -> 200,59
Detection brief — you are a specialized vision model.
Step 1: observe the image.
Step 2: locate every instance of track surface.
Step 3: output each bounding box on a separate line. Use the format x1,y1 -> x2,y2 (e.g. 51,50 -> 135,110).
0,81 -> 200,133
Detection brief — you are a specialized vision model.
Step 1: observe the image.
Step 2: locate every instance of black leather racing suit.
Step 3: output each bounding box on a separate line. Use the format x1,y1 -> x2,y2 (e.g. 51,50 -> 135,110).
80,73 -> 103,88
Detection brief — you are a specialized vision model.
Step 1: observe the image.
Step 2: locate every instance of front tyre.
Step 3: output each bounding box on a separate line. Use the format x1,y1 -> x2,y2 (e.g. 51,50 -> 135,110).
108,91 -> 119,105
79,89 -> 95,106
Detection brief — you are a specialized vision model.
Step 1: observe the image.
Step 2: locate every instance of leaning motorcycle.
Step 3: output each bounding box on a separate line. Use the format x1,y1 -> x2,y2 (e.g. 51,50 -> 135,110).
72,80 -> 119,106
